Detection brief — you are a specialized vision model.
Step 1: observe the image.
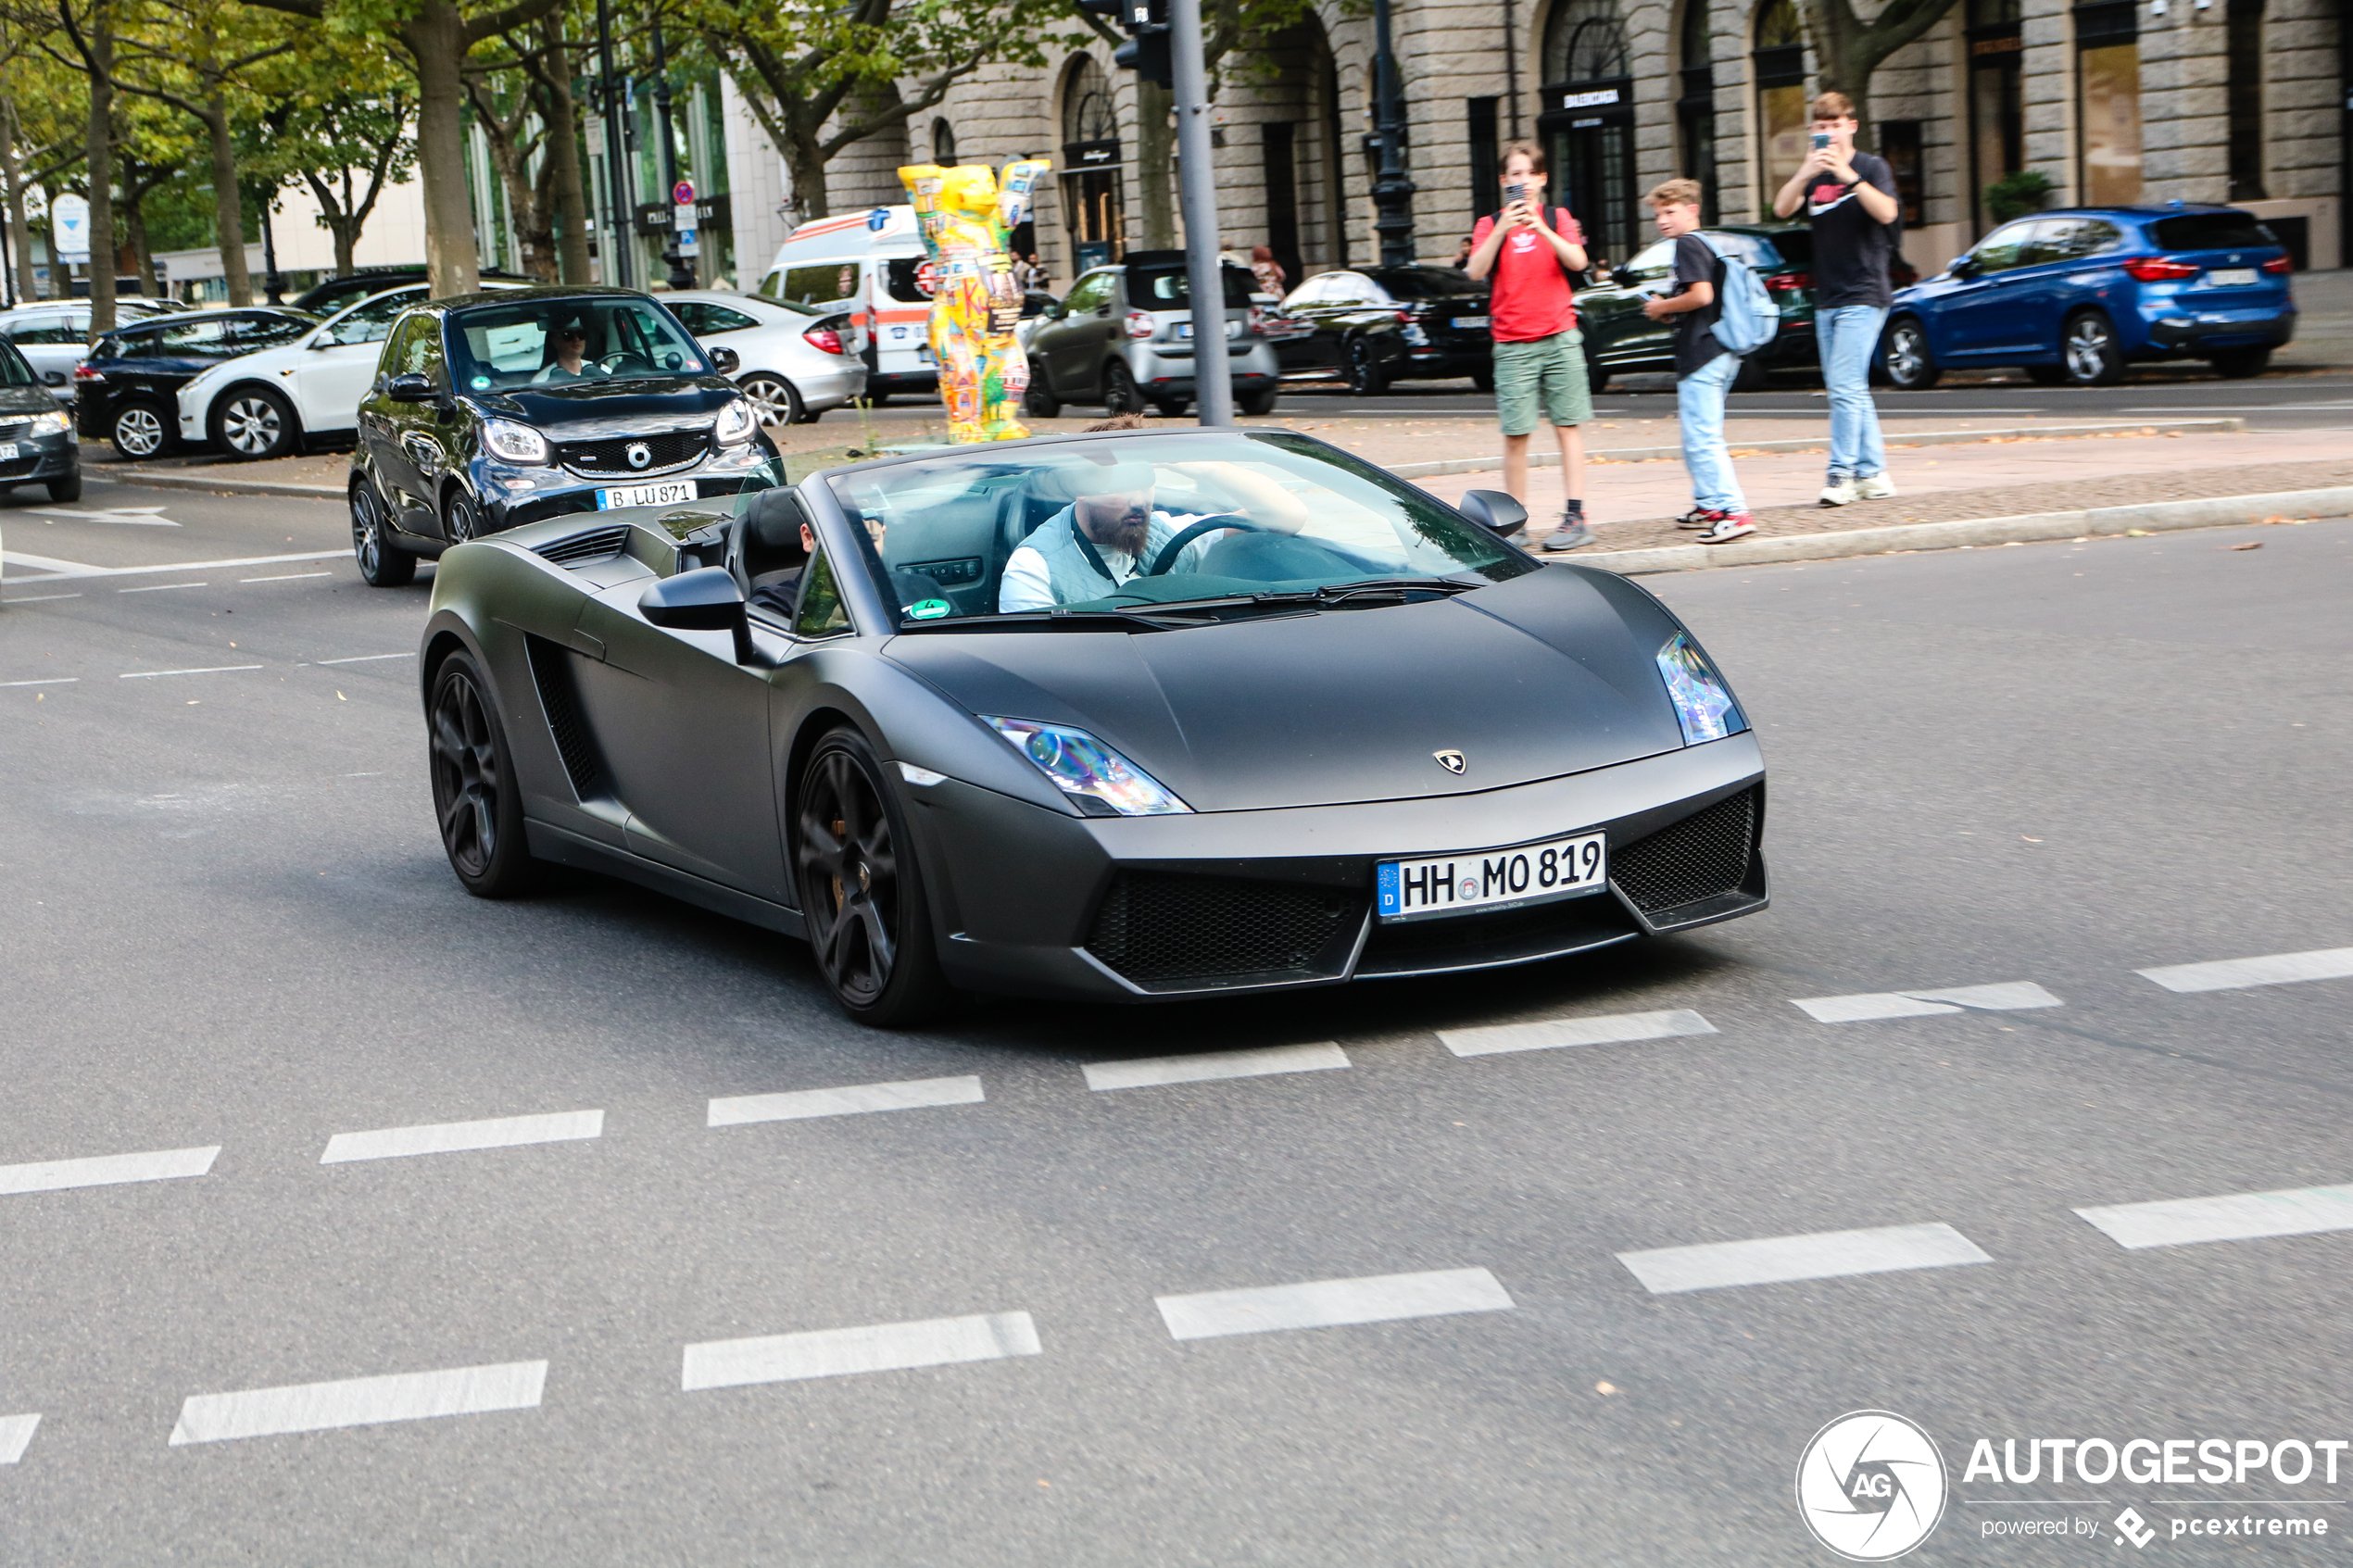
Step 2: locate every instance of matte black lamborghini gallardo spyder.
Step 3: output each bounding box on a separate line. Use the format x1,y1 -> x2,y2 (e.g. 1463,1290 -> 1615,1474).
417,426 -> 1767,1024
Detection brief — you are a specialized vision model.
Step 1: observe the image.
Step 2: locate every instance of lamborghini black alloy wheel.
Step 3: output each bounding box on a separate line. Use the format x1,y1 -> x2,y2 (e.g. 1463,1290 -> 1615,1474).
795,730 -> 949,1024
429,654 -> 534,897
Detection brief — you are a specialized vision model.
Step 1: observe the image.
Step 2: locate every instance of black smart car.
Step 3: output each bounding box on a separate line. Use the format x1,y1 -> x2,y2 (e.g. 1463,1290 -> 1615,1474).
1269,266 -> 1495,394
0,334 -> 81,501
75,307 -> 320,457
349,286 -> 774,587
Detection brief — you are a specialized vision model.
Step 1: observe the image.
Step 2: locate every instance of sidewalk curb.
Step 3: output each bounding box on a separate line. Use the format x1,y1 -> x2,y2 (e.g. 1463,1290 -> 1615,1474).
87,470 -> 346,500
1386,418 -> 2244,477
1570,485 -> 2353,575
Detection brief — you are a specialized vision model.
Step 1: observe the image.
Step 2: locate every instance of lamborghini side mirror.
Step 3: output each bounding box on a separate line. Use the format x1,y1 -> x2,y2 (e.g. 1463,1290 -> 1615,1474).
1457,488 -> 1529,539
641,566 -> 768,666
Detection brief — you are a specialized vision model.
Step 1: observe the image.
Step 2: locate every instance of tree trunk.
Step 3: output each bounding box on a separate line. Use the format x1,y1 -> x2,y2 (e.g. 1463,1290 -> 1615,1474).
402,0 -> 480,296
779,115 -> 832,222
126,185 -> 156,295
1136,81 -> 1175,249
204,94 -> 251,305
84,3 -> 117,334
541,22 -> 591,283
0,97 -> 37,305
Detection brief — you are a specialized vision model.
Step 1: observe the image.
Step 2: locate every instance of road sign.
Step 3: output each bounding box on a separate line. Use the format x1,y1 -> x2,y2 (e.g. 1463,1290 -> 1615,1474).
673,180 -> 695,207
51,194 -> 90,264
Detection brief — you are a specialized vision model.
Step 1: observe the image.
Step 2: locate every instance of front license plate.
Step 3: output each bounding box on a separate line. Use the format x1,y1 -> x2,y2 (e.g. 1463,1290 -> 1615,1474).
1453,314 -> 1490,329
598,482 -> 697,509
2206,268 -> 2258,286
0,442 -> 16,460
1377,831 -> 1607,922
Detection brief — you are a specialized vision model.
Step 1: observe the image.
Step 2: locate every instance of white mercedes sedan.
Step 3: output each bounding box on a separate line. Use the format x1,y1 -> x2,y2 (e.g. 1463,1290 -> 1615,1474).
661,290 -> 867,427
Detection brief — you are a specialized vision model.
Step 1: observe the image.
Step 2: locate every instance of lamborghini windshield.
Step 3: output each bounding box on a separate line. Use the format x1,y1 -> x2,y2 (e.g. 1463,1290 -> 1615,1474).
826,431 -> 1538,626
445,295 -> 710,392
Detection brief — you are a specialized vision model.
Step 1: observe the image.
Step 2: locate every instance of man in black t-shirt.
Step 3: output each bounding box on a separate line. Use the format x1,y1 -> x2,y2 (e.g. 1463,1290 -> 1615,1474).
1772,91 -> 1901,508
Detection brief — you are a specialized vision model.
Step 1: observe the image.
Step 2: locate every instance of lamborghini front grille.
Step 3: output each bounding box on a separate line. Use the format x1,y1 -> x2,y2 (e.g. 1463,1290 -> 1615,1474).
1086,872 -> 1361,986
1610,785 -> 1760,916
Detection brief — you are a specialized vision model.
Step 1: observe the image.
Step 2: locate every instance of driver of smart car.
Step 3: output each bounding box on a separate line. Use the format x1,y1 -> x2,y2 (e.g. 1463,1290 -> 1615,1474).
532,319 -> 598,384
997,458 -> 1309,613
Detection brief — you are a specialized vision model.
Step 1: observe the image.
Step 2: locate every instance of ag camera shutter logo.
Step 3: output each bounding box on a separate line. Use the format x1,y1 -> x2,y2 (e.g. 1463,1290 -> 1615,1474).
1796,1411 -> 1949,1560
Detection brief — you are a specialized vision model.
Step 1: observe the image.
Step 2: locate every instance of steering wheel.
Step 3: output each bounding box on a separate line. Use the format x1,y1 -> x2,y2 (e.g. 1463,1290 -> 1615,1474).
1147,513 -> 1261,576
594,351 -> 654,376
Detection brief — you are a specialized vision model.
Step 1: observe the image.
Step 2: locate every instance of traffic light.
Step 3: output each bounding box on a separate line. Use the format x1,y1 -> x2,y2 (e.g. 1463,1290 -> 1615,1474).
1081,0 -> 1173,90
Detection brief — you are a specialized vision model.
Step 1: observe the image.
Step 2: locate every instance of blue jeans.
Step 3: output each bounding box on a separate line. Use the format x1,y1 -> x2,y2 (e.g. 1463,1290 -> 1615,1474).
1817,305 -> 1889,479
1678,352 -> 1745,513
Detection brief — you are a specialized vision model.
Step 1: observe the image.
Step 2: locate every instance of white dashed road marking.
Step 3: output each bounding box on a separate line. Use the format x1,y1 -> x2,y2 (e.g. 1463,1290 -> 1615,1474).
1083,1042 -> 1349,1091
0,678 -> 78,687
0,593 -> 82,603
320,1110 -> 604,1163
1617,1223 -> 1994,1294
1441,1008 -> 1718,1057
315,652 -> 414,665
0,1145 -> 220,1196
168,1360 -> 547,1446
0,548 -> 347,579
239,571 -> 332,583
1155,1267 -> 1515,1340
2135,947 -> 2353,994
116,582 -> 207,594
2074,1183 -> 2353,1249
118,664 -> 264,680
0,1414 -> 40,1463
709,1075 -> 985,1126
1792,982 -> 2062,1022
682,1312 -> 1041,1389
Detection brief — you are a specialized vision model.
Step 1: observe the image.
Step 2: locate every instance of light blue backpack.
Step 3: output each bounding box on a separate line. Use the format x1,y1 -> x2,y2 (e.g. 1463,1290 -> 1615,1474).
1702,235 -> 1780,356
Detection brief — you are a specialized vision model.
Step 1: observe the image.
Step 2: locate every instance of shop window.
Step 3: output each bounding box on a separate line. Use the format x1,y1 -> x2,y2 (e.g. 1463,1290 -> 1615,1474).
1677,0 -> 1718,222
1753,0 -> 1808,212
1879,119 -> 1924,226
2225,0 -> 2266,201
2075,2 -> 2142,206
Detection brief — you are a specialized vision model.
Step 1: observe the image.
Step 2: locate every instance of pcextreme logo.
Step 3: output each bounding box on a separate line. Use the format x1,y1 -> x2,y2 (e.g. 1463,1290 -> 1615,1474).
1796,1411 -> 1951,1561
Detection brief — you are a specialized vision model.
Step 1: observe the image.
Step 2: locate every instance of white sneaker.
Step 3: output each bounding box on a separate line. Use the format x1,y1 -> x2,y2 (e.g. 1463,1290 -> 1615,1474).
1818,476 -> 1858,508
1855,473 -> 1897,500
1693,511 -> 1755,545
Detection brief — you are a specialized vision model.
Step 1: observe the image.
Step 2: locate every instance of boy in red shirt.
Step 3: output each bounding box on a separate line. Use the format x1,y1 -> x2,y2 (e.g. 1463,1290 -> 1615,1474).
1466,142 -> 1592,550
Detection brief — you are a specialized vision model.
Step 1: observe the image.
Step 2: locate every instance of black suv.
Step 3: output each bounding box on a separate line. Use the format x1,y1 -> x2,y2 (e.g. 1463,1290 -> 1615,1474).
75,307 -> 318,457
350,286 -> 774,586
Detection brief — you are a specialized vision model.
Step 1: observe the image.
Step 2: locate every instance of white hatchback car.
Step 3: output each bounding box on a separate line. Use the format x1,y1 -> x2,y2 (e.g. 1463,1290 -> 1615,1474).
661,290 -> 867,426
175,282 -> 522,459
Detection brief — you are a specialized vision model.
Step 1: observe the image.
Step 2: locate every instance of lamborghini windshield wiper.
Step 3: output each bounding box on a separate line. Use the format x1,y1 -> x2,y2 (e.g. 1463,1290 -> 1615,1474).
894,608 -> 1212,633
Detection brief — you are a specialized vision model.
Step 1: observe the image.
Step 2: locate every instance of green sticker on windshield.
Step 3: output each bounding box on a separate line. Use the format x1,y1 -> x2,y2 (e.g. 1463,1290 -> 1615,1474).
907,598 -> 952,621
471,375 -> 491,389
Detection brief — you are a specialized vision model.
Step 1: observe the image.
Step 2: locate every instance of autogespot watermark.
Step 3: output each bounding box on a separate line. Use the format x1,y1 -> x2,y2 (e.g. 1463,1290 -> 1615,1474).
1796,1413 -> 2347,1557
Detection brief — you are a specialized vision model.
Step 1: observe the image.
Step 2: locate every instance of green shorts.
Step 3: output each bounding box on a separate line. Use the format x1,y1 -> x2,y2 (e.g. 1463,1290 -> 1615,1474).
1492,329 -> 1592,435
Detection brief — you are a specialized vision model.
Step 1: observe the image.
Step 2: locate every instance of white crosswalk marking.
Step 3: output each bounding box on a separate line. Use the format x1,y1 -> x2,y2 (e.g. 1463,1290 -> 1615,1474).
169,1361 -> 548,1446
1155,1268 -> 1514,1340
0,1145 -> 220,1196
709,1075 -> 984,1126
682,1312 -> 1040,1389
0,1413 -> 39,1463
1082,1042 -> 1348,1091
320,1110 -> 603,1163
1793,982 -> 2061,1022
1617,1223 -> 1994,1294
1440,1008 -> 1717,1057
2134,947 -> 2353,994
2074,1184 -> 2353,1249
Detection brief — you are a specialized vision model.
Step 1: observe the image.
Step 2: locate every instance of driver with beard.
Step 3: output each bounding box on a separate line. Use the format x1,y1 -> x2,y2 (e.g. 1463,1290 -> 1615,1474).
997,457 -> 1309,612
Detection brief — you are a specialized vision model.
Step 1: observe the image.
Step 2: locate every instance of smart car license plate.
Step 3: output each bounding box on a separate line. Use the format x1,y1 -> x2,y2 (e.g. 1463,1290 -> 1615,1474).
598,482 -> 696,509
1376,831 -> 1606,922
1174,320 -> 1243,339
2206,268 -> 2259,286
1453,314 -> 1490,329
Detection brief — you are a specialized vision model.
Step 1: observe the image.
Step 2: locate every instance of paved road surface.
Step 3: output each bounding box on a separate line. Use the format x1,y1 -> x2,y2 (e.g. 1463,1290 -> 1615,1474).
2,495 -> 2347,1563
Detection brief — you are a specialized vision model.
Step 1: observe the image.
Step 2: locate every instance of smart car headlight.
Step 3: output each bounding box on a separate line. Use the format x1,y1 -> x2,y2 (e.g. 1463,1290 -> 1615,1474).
983,717 -> 1192,816
713,396 -> 759,445
483,418 -> 548,464
26,409 -> 70,437
1657,631 -> 1746,745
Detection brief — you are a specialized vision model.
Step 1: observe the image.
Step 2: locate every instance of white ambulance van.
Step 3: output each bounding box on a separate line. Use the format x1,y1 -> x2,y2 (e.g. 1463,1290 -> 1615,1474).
755,206 -> 937,403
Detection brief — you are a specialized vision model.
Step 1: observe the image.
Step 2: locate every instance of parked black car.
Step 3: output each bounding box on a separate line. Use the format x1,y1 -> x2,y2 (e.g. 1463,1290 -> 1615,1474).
74,307 -> 319,457
293,265 -> 529,317
0,334 -> 80,501
1270,267 -> 1495,394
1569,228 -> 1813,392
349,285 -> 774,586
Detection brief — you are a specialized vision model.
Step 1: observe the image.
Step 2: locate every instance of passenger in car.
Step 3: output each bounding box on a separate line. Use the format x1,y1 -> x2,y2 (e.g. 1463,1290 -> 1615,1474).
997,457 -> 1307,611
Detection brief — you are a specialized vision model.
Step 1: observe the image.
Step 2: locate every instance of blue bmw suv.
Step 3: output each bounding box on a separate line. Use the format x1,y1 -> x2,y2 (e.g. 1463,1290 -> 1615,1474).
1879,204 -> 2295,388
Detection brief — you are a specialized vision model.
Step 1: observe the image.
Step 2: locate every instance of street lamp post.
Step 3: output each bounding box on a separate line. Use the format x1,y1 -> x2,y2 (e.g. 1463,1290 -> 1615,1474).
648,17 -> 695,289
1368,0 -> 1417,267
1169,0 -> 1231,424
594,0 -> 632,288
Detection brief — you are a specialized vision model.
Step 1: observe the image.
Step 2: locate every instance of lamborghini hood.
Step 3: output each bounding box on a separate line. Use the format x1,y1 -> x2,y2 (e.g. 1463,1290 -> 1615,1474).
882,568 -> 1699,812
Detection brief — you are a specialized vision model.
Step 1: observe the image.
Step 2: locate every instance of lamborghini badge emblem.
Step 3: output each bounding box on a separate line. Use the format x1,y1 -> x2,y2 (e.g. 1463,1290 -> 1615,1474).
1433,749 -> 1466,774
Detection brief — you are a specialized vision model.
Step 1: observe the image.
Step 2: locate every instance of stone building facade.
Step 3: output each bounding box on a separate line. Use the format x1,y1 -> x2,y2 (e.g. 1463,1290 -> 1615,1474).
721,0 -> 2347,291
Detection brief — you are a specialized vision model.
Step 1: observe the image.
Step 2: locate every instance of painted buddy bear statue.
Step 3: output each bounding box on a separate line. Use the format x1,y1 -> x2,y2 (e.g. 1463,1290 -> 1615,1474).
897,157 -> 1051,442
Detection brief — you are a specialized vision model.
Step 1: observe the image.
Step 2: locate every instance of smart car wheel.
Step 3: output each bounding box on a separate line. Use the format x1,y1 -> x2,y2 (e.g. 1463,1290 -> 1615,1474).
794,728 -> 950,1027
1023,360 -> 1062,418
428,652 -> 536,897
1344,336 -> 1390,395
2061,310 -> 2125,386
444,488 -> 484,545
351,477 -> 416,587
1101,360 -> 1142,415
1879,317 -> 1941,390
737,372 -> 802,428
211,386 -> 299,460
1238,384 -> 1279,416
109,400 -> 171,458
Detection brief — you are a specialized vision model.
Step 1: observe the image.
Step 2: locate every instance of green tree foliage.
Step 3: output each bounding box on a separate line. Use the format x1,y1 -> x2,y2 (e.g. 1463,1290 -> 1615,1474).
1803,0 -> 1968,152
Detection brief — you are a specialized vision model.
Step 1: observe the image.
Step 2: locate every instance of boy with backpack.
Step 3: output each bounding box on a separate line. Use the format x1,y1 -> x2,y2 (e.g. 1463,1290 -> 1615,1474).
1466,142 -> 1592,551
1640,178 -> 1765,545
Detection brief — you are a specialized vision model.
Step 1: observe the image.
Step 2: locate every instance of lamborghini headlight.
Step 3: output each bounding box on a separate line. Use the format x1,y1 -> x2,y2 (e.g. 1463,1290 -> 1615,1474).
713,396 -> 759,445
1657,631 -> 1746,745
984,717 -> 1191,816
482,418 -> 548,464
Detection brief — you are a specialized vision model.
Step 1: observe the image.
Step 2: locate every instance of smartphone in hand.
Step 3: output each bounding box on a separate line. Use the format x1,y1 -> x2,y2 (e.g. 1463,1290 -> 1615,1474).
1810,131 -> 1831,151
1505,182 -> 1525,205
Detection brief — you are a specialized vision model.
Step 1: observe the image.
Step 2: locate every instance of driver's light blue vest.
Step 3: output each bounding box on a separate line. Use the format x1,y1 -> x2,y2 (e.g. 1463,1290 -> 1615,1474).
1016,505 -> 1209,603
